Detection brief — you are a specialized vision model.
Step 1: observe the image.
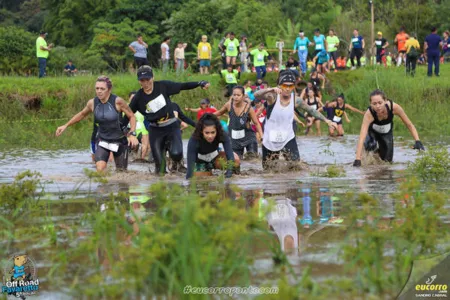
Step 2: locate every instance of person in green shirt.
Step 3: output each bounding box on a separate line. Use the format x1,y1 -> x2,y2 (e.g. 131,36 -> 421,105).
36,31 -> 52,78
326,29 -> 340,72
250,43 -> 269,79
223,32 -> 240,66
220,65 -> 240,97
386,53 -> 393,67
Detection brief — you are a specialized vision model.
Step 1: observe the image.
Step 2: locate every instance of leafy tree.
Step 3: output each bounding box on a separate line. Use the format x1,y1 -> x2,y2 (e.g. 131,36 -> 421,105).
0,26 -> 35,74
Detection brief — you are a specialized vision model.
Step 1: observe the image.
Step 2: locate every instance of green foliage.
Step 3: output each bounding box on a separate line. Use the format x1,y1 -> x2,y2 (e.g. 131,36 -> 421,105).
408,146 -> 450,182
0,26 -> 36,75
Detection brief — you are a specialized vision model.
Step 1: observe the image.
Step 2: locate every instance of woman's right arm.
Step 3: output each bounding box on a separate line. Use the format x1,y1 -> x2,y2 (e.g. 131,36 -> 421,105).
354,111 -> 373,164
56,99 -> 93,136
186,138 -> 199,179
214,102 -> 230,117
253,88 -> 278,106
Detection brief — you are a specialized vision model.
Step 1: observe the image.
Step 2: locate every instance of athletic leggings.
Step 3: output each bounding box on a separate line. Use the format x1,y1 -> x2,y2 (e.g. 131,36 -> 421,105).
350,48 -> 363,67
262,138 -> 300,169
148,122 -> 183,174
95,138 -> 129,171
364,129 -> 394,162
329,51 -> 338,68
233,141 -> 258,158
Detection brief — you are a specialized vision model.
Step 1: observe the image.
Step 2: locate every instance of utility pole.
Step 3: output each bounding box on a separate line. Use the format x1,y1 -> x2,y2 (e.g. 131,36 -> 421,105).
370,0 -> 375,63
276,41 -> 284,67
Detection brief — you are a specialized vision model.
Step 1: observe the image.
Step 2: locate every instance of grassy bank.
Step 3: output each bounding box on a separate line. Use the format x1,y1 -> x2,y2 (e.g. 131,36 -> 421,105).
0,65 -> 448,150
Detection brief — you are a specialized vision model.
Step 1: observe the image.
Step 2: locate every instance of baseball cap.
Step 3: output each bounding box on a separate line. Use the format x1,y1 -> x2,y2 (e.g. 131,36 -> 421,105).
377,31 -> 382,35
200,98 -> 210,105
137,65 -> 153,80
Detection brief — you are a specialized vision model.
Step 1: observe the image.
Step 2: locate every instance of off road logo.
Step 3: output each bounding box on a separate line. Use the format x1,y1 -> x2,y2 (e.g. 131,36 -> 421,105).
1,253 -> 40,299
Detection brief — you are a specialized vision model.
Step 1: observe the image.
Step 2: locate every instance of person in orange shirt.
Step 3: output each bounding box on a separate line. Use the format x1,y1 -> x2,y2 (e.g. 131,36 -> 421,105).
395,27 -> 409,67
336,55 -> 347,70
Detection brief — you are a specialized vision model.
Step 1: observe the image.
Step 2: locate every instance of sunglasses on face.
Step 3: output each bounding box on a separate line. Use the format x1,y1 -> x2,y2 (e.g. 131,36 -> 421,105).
280,84 -> 295,90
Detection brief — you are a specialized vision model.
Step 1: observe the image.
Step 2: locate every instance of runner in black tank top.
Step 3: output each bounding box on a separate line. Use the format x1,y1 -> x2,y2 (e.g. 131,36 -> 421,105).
353,89 -> 425,167
214,86 -> 263,160
325,94 -> 364,136
55,76 -> 139,172
304,89 -> 323,135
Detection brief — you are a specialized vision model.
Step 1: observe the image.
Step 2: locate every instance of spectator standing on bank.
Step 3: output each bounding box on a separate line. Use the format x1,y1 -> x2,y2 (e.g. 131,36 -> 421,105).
223,32 -> 240,66
197,35 -> 212,74
129,34 -> 149,68
349,29 -> 365,69
326,29 -> 340,72
174,42 -> 187,75
36,31 -> 52,78
424,27 -> 443,77
161,37 -> 171,73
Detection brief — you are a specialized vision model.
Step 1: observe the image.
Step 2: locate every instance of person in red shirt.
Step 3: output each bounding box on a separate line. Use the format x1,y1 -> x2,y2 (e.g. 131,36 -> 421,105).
395,27 -> 409,67
185,98 -> 217,120
336,55 -> 347,70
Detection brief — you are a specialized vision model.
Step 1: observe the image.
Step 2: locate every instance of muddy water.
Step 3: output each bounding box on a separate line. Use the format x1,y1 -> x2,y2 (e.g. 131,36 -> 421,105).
1,135 -> 449,298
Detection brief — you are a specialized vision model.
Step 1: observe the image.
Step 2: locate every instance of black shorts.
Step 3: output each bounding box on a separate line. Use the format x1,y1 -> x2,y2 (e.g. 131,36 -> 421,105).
364,129 -> 394,162
95,138 -> 129,170
134,57 -> 149,67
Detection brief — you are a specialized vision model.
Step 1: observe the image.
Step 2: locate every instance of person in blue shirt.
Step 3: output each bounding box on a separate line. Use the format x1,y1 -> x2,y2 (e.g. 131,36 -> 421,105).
313,29 -> 327,57
64,60 -> 77,76
313,50 -> 330,73
424,27 -> 443,77
293,30 -> 313,77
348,29 -> 365,69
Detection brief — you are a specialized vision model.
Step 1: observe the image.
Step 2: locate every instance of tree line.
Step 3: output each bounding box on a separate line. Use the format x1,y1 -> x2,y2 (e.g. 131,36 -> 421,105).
0,0 -> 448,75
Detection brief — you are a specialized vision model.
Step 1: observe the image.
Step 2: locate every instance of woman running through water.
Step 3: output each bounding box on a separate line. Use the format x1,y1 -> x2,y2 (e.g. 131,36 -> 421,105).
253,70 -> 336,170
215,86 -> 263,159
56,76 -> 139,172
128,65 -> 209,175
324,93 -> 364,136
186,114 -> 239,179
304,88 -> 324,136
353,89 -> 425,167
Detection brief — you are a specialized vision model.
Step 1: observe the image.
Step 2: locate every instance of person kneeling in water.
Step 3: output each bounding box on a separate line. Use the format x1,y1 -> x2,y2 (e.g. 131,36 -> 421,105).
254,70 -> 336,170
56,76 -> 139,172
186,113 -> 239,179
324,93 -> 364,136
353,89 -> 425,167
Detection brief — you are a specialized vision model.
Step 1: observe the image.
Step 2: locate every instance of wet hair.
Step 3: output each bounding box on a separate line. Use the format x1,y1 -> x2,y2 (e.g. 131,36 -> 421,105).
96,76 -> 112,90
232,85 -> 245,95
163,36 -> 170,42
192,113 -> 225,142
369,89 -> 387,101
129,91 -> 136,97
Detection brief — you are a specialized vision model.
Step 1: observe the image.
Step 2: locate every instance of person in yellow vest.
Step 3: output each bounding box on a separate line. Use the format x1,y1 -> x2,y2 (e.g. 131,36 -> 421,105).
220,64 -> 240,97
36,31 -> 52,78
197,35 -> 212,74
405,34 -> 421,77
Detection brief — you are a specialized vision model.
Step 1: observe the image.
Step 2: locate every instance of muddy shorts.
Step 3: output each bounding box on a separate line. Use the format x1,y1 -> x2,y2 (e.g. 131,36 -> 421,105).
364,129 -> 394,162
95,138 -> 129,170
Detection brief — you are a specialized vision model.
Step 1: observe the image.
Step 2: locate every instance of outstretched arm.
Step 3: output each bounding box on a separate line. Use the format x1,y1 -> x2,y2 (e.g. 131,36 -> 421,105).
295,97 -> 329,124
355,111 -> 373,160
393,103 -> 420,141
214,102 -> 230,117
162,80 -> 210,96
186,138 -> 199,179
56,99 -> 93,136
345,104 -> 365,115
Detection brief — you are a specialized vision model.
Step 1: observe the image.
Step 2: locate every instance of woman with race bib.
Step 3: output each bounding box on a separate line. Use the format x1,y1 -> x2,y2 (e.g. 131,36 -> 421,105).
215,86 -> 263,159
293,30 -> 313,77
186,114 -> 239,179
353,89 -> 425,167
128,65 -> 209,175
55,76 -> 139,172
253,70 -> 336,170
324,93 -> 364,136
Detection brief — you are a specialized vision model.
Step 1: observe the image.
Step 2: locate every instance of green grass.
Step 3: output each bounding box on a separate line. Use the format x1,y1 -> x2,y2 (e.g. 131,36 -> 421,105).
0,65 -> 449,150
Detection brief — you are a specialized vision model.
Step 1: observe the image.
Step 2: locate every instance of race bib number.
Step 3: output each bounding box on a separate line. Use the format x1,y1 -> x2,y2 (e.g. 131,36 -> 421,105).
257,54 -> 264,62
146,94 -> 166,113
136,121 -> 143,130
202,46 -> 208,52
231,129 -> 245,140
372,123 -> 391,134
98,141 -> 119,152
226,74 -> 235,82
271,203 -> 290,220
269,130 -> 288,143
352,38 -> 359,43
328,43 -> 335,50
198,150 -> 219,162
228,44 -> 235,51
299,46 -> 306,50
316,44 -> 323,50
333,115 -> 342,122
289,67 -> 297,70
375,41 -> 382,46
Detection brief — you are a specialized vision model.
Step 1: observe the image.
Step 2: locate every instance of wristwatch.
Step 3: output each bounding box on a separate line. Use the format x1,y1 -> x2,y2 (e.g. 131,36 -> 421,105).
128,131 -> 136,137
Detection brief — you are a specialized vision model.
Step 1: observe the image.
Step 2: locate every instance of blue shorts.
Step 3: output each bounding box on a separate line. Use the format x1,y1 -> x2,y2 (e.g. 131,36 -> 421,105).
200,60 -> 210,67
